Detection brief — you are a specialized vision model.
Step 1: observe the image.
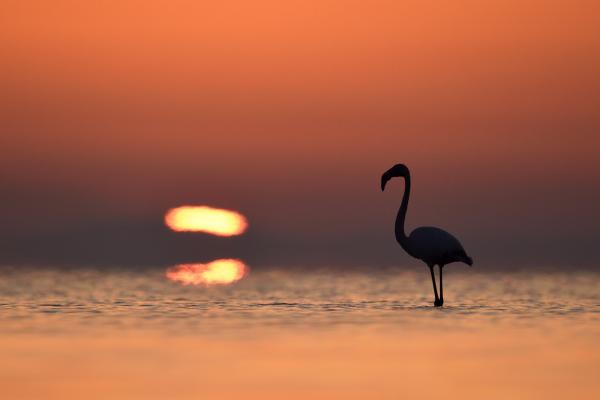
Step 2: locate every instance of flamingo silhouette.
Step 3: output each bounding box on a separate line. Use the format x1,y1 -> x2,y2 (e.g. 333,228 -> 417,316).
381,164 -> 473,307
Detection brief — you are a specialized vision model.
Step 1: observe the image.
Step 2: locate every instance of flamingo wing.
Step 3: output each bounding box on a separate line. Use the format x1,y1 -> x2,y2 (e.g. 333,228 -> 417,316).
408,226 -> 472,266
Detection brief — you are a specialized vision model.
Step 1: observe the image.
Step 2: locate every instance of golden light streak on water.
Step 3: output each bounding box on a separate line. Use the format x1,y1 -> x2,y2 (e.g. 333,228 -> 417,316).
165,259 -> 248,286
164,206 -> 248,236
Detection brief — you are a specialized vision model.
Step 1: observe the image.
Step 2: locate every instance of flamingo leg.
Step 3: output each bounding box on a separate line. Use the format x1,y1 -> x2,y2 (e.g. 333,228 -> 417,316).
438,265 -> 444,306
429,265 -> 441,307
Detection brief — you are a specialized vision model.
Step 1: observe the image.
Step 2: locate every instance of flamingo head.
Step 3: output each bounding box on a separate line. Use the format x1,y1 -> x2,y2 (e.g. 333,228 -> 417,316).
381,163 -> 410,191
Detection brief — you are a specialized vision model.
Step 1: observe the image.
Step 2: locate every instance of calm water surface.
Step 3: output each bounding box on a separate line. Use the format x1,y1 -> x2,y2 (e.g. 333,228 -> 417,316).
1,267 -> 599,399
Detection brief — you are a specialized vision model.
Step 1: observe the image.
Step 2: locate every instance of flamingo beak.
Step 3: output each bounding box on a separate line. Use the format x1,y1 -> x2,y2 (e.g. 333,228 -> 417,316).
381,174 -> 390,191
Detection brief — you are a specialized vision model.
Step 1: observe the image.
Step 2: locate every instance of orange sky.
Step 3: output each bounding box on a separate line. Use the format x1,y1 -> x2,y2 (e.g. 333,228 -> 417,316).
1,1 -> 599,267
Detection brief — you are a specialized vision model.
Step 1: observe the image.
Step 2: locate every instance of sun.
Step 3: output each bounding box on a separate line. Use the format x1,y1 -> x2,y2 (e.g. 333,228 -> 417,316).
164,206 -> 248,236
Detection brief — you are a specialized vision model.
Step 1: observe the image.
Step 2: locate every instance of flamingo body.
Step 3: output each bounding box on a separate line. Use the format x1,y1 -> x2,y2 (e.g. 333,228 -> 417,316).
408,226 -> 472,267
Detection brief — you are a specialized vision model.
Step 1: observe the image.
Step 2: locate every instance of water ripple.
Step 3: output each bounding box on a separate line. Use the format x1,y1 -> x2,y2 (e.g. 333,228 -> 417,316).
0,268 -> 598,334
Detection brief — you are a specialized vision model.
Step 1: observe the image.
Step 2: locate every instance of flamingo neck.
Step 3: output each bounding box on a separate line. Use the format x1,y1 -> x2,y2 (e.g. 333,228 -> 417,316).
395,174 -> 411,251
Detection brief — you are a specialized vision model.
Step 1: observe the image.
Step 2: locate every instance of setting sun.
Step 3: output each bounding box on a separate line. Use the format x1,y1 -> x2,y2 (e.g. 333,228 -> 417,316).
164,206 -> 248,236
166,259 -> 248,286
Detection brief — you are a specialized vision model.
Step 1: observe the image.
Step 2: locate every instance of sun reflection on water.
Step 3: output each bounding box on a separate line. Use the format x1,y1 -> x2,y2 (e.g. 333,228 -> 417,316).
166,259 -> 248,286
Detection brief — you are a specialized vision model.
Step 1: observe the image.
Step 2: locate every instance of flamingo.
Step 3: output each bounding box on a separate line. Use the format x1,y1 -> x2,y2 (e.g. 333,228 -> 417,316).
381,164 -> 473,307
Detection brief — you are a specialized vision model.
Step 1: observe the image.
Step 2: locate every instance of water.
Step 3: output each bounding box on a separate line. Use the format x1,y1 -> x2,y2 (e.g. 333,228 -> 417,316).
1,267 -> 599,399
